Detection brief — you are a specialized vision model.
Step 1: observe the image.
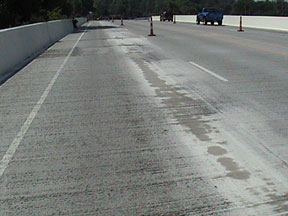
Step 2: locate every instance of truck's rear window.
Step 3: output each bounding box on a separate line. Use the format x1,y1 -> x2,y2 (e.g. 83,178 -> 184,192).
204,8 -> 219,12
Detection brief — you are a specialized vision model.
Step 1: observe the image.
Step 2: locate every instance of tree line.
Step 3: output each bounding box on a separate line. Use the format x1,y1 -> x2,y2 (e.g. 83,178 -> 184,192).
1,0 -> 288,29
0,0 -> 94,29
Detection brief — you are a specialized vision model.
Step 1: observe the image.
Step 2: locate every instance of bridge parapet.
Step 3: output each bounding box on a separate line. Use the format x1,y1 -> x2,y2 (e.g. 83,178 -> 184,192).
152,15 -> 288,32
0,18 -> 87,83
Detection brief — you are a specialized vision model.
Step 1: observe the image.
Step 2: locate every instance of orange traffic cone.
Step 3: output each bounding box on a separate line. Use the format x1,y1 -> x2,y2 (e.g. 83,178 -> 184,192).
238,16 -> 244,32
148,16 -> 156,36
121,16 -> 124,26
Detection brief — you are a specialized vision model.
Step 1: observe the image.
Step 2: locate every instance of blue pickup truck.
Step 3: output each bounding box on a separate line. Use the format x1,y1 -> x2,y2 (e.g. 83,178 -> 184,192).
197,8 -> 223,25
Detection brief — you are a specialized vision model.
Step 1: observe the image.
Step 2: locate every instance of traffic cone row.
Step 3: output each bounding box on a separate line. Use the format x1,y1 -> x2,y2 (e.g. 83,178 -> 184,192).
107,15 -> 244,35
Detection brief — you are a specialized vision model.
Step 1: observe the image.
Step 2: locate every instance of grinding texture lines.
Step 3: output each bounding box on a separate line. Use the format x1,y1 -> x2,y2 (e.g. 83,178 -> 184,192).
0,22 -> 230,215
109,20 -> 288,214
2,20 -> 288,215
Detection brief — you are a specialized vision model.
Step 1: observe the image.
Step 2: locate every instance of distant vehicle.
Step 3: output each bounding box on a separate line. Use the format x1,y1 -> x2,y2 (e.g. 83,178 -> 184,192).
197,8 -> 223,25
160,11 -> 173,22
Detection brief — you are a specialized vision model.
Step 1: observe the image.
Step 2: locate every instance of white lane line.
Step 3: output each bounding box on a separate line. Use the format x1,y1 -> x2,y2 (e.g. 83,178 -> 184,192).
0,22 -> 91,178
189,61 -> 228,82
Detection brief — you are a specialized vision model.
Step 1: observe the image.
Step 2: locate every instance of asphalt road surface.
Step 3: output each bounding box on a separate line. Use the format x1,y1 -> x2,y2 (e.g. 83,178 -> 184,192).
0,20 -> 288,215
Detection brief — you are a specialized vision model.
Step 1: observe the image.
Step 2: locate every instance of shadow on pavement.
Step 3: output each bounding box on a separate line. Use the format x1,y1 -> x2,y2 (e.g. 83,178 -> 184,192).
0,25 -> 119,85
73,25 -> 118,33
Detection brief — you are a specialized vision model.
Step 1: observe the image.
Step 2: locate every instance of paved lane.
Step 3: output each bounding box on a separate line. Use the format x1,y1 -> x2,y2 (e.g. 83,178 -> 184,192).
0,22 -> 230,215
0,20 -> 288,215
122,20 -> 288,166
107,20 -> 288,214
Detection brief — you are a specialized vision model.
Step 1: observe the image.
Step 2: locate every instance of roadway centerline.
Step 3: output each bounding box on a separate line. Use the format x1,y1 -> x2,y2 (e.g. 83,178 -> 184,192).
189,61 -> 229,82
0,22 -> 91,179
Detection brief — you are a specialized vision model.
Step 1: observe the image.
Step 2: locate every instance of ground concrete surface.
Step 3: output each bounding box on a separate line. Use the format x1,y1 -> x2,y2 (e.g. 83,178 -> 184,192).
0,21 -> 288,215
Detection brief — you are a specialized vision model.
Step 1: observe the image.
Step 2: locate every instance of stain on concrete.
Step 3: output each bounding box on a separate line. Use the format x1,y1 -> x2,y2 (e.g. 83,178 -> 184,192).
217,157 -> 250,180
126,55 -> 253,181
268,193 -> 288,213
247,187 -> 261,196
217,157 -> 239,172
208,146 -> 227,156
227,170 -> 251,180
72,47 -> 111,56
262,187 -> 270,193
39,49 -> 70,58
262,178 -> 276,187
132,56 -> 252,181
136,60 -> 216,142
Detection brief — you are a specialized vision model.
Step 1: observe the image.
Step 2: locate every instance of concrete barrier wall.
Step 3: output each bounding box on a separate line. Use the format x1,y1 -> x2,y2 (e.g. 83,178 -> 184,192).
152,16 -> 160,21
175,15 -> 197,24
152,15 -> 288,32
45,19 -> 74,44
0,18 -> 87,80
224,16 -> 288,32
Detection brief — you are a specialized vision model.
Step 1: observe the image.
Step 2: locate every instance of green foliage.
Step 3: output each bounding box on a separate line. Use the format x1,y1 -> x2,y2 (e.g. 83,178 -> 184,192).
0,0 -> 288,29
0,0 -> 94,29
91,0 -> 288,18
0,1 -> 10,27
47,7 -> 66,20
232,0 -> 254,15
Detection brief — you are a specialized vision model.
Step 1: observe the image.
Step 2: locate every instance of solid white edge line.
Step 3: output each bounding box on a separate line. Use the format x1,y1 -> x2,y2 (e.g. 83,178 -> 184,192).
0,22 -> 91,178
189,61 -> 228,82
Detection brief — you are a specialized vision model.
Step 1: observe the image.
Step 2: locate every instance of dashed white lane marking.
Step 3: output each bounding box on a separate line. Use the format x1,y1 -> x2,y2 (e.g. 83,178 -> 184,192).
189,61 -> 228,82
0,22 -> 91,178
